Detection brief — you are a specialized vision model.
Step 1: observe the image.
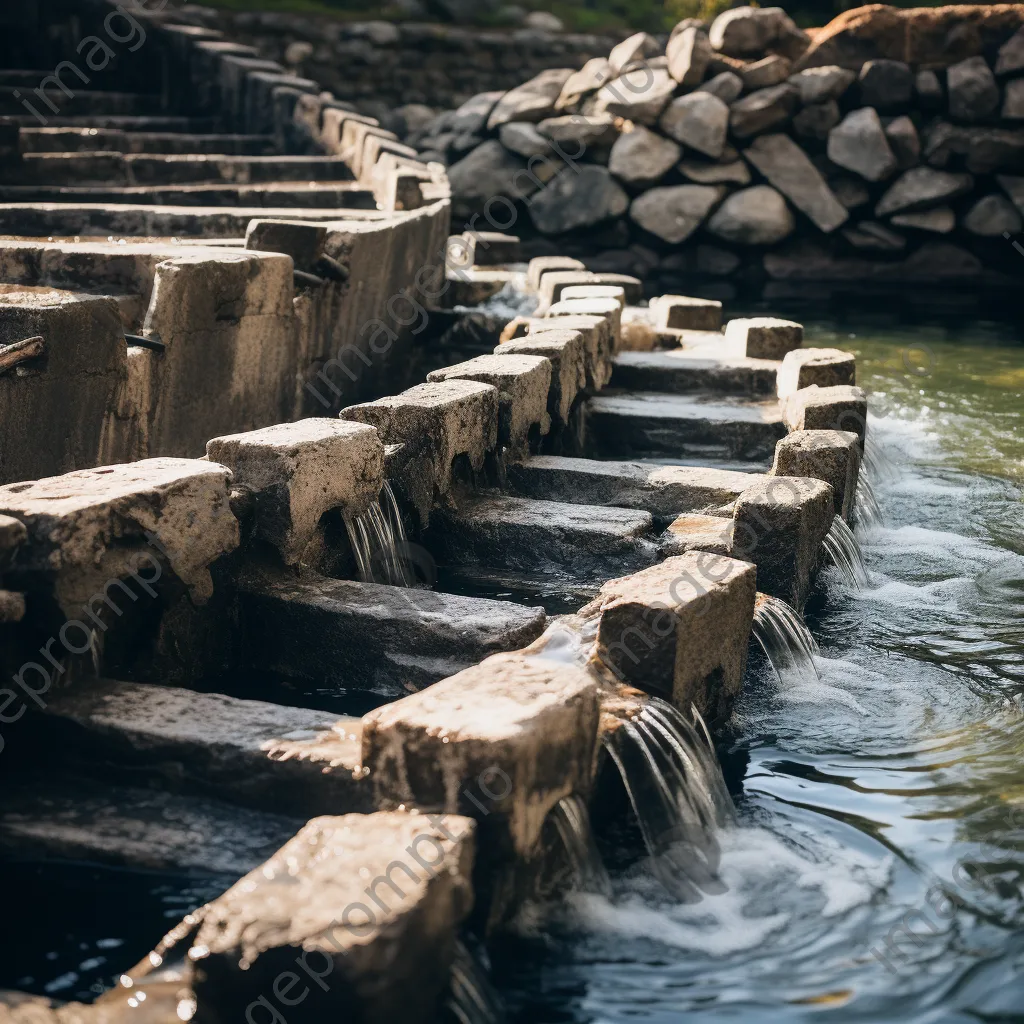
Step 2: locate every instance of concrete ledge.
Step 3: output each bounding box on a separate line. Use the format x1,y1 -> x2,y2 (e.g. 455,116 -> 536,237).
612,350 -> 778,396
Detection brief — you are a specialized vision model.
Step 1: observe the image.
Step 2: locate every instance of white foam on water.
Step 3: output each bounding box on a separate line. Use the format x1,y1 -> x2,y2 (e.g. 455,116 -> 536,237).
856,576 -> 964,611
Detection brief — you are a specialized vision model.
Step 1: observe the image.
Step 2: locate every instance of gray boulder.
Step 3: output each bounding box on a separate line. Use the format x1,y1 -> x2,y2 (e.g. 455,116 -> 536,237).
947,55 -> 999,122
729,84 -> 799,138
789,65 -> 856,105
841,221 -> 906,252
884,115 -> 920,169
830,175 -> 871,209
538,113 -> 619,151
591,67 -> 676,125
875,166 -> 974,216
630,184 -> 723,244
962,193 -> 1023,235
827,107 -> 897,182
699,71 -> 743,102
529,165 -> 629,234
858,59 -> 913,110
706,185 -> 795,245
915,70 -> 943,110
996,25 -> 1024,77
450,91 -> 504,134
667,25 -> 712,87
890,207 -> 955,233
608,125 -> 682,186
499,121 -> 550,158
660,92 -> 730,158
743,133 -> 848,233
679,158 -> 751,185
999,174 -> 1024,215
792,100 -> 840,140
448,139 -> 536,203
556,58 -> 613,112
608,31 -> 662,76
739,55 -> 793,91
1004,78 -> 1024,119
709,6 -> 808,59
487,68 -> 575,129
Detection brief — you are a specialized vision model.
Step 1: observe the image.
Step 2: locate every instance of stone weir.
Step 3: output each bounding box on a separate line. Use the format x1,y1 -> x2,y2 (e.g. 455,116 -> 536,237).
0,4 -> 869,1023
0,218 -> 867,1021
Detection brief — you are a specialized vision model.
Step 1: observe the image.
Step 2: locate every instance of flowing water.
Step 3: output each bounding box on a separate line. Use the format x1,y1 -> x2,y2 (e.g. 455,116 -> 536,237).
493,306 -> 1024,1021
822,516 -> 870,589
345,481 -> 416,587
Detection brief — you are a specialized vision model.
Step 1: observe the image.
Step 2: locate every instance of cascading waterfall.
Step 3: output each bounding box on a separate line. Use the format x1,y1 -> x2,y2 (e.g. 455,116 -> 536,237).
550,794 -> 612,896
751,593 -> 821,688
822,516 -> 869,588
344,481 -> 415,587
602,695 -> 734,903
445,939 -> 503,1024
855,473 -> 884,529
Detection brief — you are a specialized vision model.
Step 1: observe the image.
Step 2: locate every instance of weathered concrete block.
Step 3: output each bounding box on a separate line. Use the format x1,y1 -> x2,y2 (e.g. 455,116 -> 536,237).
560,284 -> 627,309
238,567 -> 547,696
427,354 -> 552,456
531,313 -> 613,389
207,420 -> 383,564
191,813 -> 475,1024
772,428 -> 861,520
662,512 -> 734,557
732,475 -> 834,609
783,384 -> 868,443
526,255 -> 586,291
724,317 -> 803,359
537,269 -> 598,308
650,294 -> 723,331
590,272 -> 644,304
582,553 -> 756,725
362,652 -> 599,859
776,347 -> 856,399
0,458 -> 238,612
244,218 -> 326,271
545,296 -> 622,357
341,381 -> 498,526
612,350 -> 777,397
447,231 -> 520,270
496,330 -> 586,427
38,679 -> 369,816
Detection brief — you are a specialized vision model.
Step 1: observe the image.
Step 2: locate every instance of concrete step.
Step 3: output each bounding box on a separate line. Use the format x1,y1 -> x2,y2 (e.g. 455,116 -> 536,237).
584,390 -> 787,461
611,350 -> 778,396
236,566 -> 548,698
0,181 -> 376,208
0,87 -> 163,117
16,152 -> 355,186
506,454 -> 761,520
0,114 -> 221,131
428,492 -> 659,581
29,678 -> 372,817
20,128 -> 279,155
0,773 -> 301,876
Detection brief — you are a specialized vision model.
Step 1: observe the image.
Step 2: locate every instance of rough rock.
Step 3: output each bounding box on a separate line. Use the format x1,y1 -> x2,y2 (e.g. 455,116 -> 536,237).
858,58 -> 913,109
725,316 -> 803,359
581,553 -> 757,725
556,58 -> 614,112
498,121 -> 550,158
743,133 -> 849,232
729,83 -> 799,138
650,294 -> 723,331
626,184 -> 724,243
998,173 -> 1024,214
190,813 -> 474,1024
996,25 -> 1024,76
771,429 -> 861,521
206,420 -> 383,565
1004,78 -> 1024,119
962,192 -> 1023,235
831,175 -> 872,209
530,313 -> 614,388
827,107 -> 897,182
710,6 -> 808,59
789,65 -> 856,105
362,651 -> 599,862
427,354 -> 552,455
783,384 -> 868,443
699,71 -> 744,102
608,31 -> 662,76
667,25 -> 712,87
537,270 -> 599,307
537,113 -> 619,151
947,55 -> 1000,121
890,207 -> 956,232
447,139 -> 537,206
608,125 -> 681,186
660,92 -> 730,158
529,165 -> 629,234
496,330 -> 586,426
706,185 -> 795,245
732,476 -> 834,611
776,347 -> 856,398
792,100 -> 841,140
591,67 -> 677,126
0,458 -> 238,612
679,157 -> 751,185
740,55 -> 793,91
527,255 -> 586,290
915,69 -> 944,109
450,90 -> 503,134
875,166 -> 975,216
842,221 -> 907,251
487,68 -> 575,129
885,115 -> 921,169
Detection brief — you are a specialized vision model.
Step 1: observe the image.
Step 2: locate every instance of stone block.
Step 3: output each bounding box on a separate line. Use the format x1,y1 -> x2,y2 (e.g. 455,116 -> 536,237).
341,381 -> 498,526
560,284 -> 626,308
427,354 -> 552,456
783,384 -> 868,443
776,347 -> 856,399
651,294 -> 723,331
545,297 -> 622,355
191,813 -> 475,1024
244,218 -> 327,271
662,513 -> 734,557
771,428 -> 861,520
206,419 -> 384,565
497,330 -> 586,427
611,350 -> 777,397
526,255 -> 585,291
724,317 -> 803,359
537,269 -> 598,308
529,314 -> 613,390
581,553 -> 757,725
732,475 -> 834,609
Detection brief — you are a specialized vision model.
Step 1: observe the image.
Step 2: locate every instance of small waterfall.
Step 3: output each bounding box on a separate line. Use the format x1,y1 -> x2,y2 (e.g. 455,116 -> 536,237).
550,794 -> 611,896
855,473 -> 885,529
344,481 -> 415,587
822,516 -> 869,588
445,939 -> 503,1024
603,694 -> 734,903
751,594 -> 821,688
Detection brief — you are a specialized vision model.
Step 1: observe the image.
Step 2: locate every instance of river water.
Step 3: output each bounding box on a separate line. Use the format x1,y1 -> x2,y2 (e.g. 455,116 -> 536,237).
491,304 -> 1024,1022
